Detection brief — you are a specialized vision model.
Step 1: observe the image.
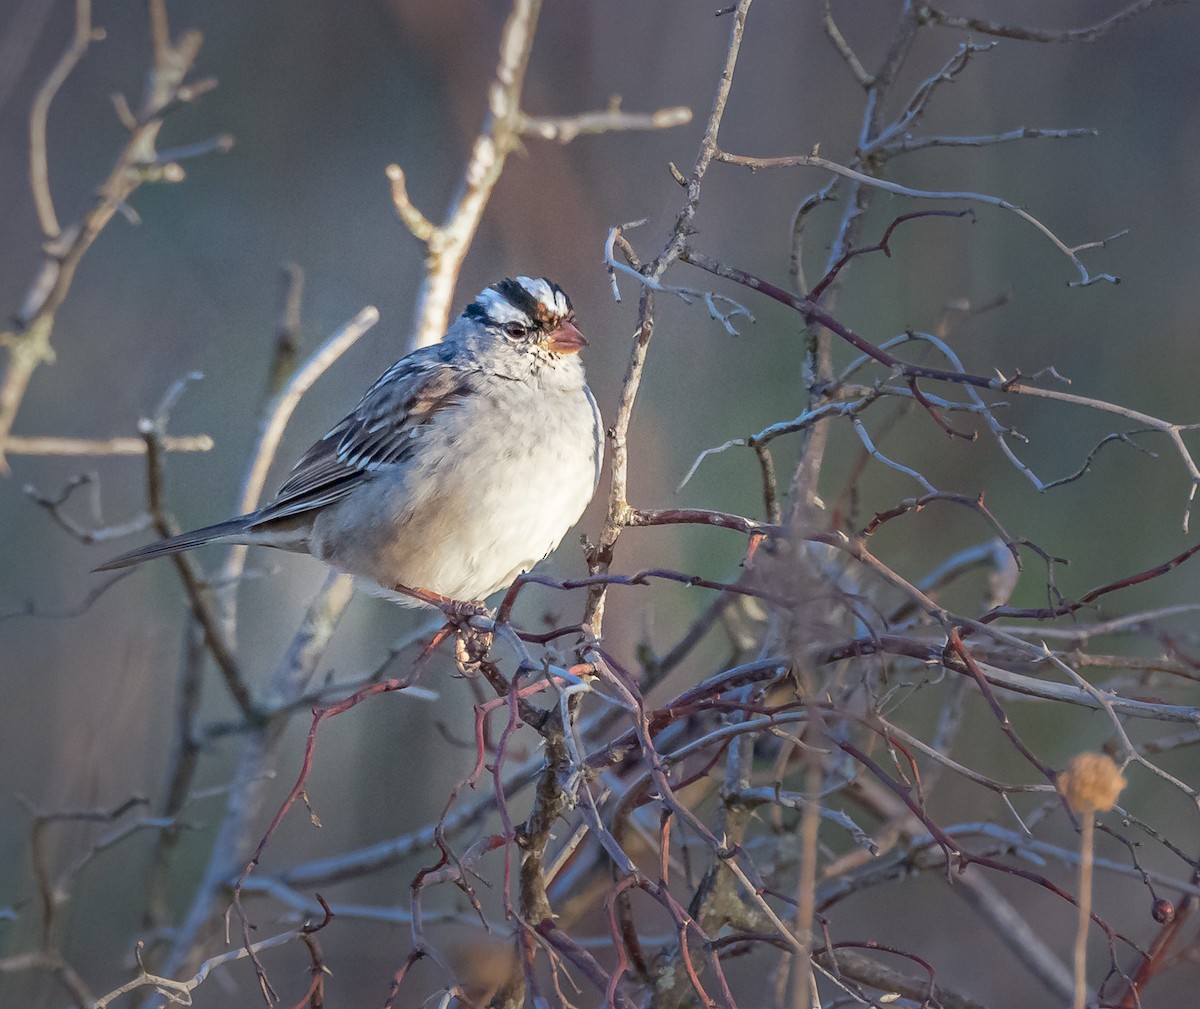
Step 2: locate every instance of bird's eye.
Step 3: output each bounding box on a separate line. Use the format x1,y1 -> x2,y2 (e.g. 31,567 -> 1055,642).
503,321 -> 528,339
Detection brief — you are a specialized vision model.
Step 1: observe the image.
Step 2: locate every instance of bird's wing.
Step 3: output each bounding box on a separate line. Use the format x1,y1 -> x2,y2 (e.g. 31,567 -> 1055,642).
252,348 -> 472,525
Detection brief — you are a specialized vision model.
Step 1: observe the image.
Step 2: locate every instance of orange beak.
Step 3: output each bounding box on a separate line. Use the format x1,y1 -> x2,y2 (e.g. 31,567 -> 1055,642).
547,319 -> 588,355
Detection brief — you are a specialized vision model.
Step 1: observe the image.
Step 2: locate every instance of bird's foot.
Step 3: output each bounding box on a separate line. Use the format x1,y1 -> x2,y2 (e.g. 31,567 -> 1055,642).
442,597 -> 491,624
394,584 -> 494,673
443,599 -> 492,674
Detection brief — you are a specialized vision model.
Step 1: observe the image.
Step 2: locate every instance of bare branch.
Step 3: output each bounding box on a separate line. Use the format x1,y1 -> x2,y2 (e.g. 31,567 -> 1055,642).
881,126 -> 1097,156
92,927 -> 315,1009
4,433 -> 212,457
0,1 -> 228,471
216,305 -> 379,600
865,41 -> 998,156
923,0 -> 1166,44
385,163 -> 436,242
398,1 -> 691,350
24,472 -> 150,544
522,101 -> 691,143
28,0 -> 105,238
711,149 -> 1122,287
820,1 -> 872,87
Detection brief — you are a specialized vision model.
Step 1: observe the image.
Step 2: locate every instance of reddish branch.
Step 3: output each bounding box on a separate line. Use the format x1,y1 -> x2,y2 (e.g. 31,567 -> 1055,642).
946,629 -> 1057,781
861,490 -> 1018,560
680,246 -> 1003,394
229,628 -> 451,997
807,208 -> 975,303
1109,888 -> 1197,1008
535,921 -> 639,1009
981,541 -> 1200,624
922,1 -> 1165,44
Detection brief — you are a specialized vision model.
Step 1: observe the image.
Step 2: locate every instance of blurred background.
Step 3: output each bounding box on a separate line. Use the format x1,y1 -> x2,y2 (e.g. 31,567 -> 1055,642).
2,1 -> 1199,1005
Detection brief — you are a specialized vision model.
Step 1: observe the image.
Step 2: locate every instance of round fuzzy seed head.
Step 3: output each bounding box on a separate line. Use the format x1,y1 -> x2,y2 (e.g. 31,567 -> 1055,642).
1057,752 -> 1127,814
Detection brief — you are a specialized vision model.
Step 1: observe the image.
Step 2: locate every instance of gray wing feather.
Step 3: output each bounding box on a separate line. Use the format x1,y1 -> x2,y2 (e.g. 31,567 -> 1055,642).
251,350 -> 470,526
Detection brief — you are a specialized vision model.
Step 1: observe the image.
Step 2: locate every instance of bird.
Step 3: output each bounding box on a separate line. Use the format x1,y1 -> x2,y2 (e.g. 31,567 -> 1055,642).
96,277 -> 604,607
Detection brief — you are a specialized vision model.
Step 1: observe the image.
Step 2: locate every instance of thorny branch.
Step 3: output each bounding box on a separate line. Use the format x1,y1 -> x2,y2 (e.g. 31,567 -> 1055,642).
677,246 -> 1200,532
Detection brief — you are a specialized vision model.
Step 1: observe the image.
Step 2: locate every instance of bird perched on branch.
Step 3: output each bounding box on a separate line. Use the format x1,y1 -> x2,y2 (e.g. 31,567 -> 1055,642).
97,277 -> 603,606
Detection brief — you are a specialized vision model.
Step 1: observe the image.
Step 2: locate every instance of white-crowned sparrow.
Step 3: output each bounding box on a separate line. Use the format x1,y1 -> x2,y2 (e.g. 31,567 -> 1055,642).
96,277 -> 604,605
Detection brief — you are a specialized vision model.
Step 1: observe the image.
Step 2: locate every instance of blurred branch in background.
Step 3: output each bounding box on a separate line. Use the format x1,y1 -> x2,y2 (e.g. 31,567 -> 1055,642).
5,433 -> 212,457
140,303 -> 380,973
387,0 -> 691,350
0,0 -> 231,472
28,0 -> 104,240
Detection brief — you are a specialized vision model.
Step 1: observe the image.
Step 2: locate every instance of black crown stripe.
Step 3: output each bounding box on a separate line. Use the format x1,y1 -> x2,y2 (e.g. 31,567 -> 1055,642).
464,277 -> 573,330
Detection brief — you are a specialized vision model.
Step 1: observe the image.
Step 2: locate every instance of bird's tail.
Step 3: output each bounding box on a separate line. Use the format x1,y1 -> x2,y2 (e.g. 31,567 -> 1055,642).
93,517 -> 254,572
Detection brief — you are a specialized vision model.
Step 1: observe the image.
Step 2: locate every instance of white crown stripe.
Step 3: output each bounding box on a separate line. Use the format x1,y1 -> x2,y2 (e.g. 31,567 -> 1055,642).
474,288 -> 531,326
514,276 -> 570,316
473,277 -> 570,328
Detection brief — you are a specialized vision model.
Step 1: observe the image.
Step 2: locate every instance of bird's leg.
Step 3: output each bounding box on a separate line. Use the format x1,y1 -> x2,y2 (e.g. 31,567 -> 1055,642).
394,583 -> 494,674
391,583 -> 458,609
391,583 -> 490,620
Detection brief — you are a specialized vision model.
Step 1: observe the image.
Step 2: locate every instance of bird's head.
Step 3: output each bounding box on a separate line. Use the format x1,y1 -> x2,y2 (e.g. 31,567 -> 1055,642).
465,277 -> 587,358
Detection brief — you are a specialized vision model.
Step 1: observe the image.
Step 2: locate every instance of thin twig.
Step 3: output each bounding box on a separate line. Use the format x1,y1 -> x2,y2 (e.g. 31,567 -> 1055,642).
522,102 -> 691,143
711,148 -> 1121,287
4,433 -> 212,456
28,0 -> 102,237
924,0 -> 1165,44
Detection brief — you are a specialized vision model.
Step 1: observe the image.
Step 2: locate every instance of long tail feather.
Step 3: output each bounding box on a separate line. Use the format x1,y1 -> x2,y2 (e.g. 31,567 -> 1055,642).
93,518 -> 253,572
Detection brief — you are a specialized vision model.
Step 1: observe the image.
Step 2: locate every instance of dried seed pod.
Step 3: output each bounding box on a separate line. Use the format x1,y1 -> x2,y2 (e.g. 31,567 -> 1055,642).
1057,752 -> 1126,814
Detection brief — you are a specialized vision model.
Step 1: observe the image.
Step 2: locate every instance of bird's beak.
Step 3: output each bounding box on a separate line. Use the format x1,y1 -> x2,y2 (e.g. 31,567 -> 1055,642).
547,319 -> 588,355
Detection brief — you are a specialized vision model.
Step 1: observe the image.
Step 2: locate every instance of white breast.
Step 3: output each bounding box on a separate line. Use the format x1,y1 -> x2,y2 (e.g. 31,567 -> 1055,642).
313,364 -> 602,603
